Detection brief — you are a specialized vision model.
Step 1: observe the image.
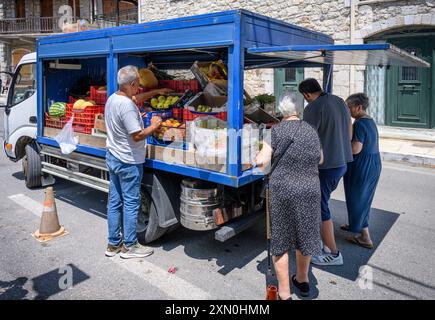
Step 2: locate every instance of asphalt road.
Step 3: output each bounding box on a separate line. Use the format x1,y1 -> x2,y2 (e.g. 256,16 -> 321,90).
1,109 -> 435,300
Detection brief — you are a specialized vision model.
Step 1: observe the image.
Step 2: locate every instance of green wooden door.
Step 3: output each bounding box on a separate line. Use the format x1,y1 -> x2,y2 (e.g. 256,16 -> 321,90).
274,68 -> 304,114
386,37 -> 434,128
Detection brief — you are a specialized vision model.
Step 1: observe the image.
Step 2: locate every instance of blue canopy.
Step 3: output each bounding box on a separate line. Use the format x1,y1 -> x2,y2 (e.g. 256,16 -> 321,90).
247,43 -> 430,68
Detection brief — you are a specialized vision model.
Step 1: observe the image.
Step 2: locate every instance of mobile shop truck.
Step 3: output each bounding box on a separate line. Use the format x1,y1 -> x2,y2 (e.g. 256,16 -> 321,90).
2,10 -> 428,243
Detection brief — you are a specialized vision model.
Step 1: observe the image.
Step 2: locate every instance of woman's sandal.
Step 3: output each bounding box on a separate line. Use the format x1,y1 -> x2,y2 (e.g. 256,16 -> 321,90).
340,224 -> 351,231
278,294 -> 293,300
346,235 -> 374,249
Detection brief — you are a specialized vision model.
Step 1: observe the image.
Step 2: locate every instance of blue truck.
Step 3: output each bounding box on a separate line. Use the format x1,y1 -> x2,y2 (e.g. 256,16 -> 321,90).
1,10 -> 428,243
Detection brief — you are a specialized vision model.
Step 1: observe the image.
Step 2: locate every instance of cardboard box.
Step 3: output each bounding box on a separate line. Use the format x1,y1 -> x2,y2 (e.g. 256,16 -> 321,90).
94,113 -> 106,133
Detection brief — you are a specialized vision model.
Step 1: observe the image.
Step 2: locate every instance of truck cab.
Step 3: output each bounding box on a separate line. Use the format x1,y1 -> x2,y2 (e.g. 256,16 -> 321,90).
2,52 -> 37,163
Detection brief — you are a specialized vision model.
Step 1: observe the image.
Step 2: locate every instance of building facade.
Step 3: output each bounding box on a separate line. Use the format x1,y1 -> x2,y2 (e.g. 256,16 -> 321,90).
0,0 -> 137,91
139,0 -> 435,129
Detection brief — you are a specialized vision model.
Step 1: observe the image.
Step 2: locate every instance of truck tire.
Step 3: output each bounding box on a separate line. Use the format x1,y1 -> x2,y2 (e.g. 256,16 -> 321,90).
22,142 -> 42,189
137,188 -> 167,244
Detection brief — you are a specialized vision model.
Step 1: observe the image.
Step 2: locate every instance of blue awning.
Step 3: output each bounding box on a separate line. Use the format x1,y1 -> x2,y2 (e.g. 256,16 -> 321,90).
247,43 -> 430,68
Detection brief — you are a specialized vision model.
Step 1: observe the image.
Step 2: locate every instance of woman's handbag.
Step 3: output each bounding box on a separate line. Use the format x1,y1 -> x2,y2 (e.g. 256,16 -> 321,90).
259,121 -> 301,198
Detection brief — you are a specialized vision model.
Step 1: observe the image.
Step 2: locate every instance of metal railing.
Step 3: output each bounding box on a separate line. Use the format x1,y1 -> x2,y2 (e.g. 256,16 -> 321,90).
0,16 -> 68,34
93,8 -> 138,27
0,10 -> 138,35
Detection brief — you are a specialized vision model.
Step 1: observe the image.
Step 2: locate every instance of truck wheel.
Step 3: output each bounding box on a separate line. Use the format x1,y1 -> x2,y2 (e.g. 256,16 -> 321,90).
22,143 -> 42,189
137,189 -> 167,243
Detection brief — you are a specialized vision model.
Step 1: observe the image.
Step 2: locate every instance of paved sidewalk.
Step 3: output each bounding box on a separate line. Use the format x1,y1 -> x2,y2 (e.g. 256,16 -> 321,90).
379,126 -> 435,168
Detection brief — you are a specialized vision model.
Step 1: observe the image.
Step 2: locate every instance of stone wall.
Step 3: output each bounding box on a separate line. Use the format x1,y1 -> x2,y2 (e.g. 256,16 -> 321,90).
139,0 -> 435,100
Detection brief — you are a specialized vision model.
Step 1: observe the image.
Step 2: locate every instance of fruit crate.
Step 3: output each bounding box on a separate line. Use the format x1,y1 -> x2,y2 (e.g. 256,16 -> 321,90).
69,96 -> 90,104
158,80 -> 200,93
45,113 -> 66,129
66,103 -> 105,124
147,136 -> 188,150
143,109 -> 173,127
45,113 -> 93,134
172,107 -> 183,121
90,86 -> 107,105
183,108 -> 227,122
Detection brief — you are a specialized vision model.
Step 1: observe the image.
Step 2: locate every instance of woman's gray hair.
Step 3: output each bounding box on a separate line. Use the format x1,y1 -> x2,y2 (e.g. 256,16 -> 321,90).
117,65 -> 139,86
277,93 -> 303,117
346,92 -> 369,110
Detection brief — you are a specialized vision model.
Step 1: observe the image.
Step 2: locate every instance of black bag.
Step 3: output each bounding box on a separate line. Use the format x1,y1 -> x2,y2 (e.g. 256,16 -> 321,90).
259,121 -> 301,198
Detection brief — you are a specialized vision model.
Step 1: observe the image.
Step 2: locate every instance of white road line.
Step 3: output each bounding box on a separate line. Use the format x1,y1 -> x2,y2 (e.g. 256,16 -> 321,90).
8,194 -> 43,218
8,193 -> 209,299
111,256 -> 212,300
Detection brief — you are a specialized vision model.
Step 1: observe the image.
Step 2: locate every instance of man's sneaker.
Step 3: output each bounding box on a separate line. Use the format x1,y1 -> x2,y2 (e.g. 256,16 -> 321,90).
120,243 -> 154,259
105,243 -> 122,257
311,251 -> 343,266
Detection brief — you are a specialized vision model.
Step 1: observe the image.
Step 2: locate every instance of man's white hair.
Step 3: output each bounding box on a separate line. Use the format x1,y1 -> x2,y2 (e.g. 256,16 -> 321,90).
277,93 -> 303,117
117,65 -> 139,86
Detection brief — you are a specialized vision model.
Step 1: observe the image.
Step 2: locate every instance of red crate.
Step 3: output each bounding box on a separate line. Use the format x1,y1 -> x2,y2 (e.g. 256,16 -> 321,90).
183,108 -> 227,122
69,96 -> 90,104
158,80 -> 200,93
90,86 -> 107,105
45,113 -> 66,129
172,107 -> 183,121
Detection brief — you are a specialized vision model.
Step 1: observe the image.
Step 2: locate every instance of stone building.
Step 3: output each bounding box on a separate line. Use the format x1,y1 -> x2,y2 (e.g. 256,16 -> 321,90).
0,0 -> 137,91
139,0 -> 435,129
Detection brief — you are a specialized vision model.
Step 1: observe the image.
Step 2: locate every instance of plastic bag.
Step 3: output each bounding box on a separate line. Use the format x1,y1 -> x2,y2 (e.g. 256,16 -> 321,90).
191,116 -> 227,158
54,116 -> 78,154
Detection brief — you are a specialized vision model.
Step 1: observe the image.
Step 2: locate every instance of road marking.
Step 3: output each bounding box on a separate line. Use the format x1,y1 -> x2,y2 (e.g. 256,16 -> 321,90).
8,194 -> 43,218
111,256 -> 211,299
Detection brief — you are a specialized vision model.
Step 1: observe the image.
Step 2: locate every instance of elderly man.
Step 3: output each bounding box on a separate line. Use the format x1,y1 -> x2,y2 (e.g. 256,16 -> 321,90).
104,65 -> 170,259
299,78 -> 353,267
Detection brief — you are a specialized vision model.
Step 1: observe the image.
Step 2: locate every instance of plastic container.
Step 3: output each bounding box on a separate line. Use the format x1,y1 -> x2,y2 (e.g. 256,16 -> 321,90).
158,79 -> 200,93
45,113 -> 66,129
172,107 -> 183,121
90,86 -> 107,105
143,109 -> 173,127
183,108 -> 227,122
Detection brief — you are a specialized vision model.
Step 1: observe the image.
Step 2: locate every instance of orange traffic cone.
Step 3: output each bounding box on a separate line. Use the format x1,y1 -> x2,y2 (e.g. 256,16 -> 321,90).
32,187 -> 68,242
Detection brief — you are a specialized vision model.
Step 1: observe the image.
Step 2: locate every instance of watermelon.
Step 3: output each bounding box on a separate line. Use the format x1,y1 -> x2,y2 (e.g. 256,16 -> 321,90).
48,102 -> 67,117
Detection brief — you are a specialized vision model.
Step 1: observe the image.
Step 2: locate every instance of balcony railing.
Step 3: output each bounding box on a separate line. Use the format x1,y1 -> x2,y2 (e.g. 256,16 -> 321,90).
0,16 -> 69,34
0,9 -> 138,35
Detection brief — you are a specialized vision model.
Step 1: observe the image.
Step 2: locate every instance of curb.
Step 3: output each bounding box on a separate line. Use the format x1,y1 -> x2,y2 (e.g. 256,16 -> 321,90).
381,151 -> 435,168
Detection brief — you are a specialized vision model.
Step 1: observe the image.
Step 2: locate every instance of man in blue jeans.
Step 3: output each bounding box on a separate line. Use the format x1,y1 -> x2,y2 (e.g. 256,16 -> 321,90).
299,78 -> 353,266
104,65 -> 170,259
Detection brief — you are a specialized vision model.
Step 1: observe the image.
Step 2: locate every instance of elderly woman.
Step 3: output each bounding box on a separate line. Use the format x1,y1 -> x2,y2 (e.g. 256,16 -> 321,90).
342,93 -> 382,249
255,94 -> 323,299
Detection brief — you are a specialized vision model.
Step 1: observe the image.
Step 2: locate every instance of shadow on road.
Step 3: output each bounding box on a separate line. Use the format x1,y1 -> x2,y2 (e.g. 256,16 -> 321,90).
0,277 -> 28,300
158,218 -> 267,276
32,264 -> 90,300
311,199 -> 400,282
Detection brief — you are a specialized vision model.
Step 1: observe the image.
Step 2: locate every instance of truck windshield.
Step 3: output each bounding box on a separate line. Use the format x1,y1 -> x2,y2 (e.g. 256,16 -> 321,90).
10,63 -> 36,106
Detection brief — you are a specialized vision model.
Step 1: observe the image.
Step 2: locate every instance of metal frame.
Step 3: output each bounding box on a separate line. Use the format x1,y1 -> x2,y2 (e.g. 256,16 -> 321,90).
36,10 -> 336,188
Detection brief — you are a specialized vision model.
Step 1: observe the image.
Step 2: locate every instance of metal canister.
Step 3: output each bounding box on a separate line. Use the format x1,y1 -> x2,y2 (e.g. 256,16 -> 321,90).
180,182 -> 223,231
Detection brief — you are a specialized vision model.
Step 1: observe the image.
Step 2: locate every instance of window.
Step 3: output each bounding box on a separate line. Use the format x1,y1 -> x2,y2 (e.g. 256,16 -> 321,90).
400,47 -> 421,82
11,63 -> 36,106
284,68 -> 297,82
15,0 -> 25,18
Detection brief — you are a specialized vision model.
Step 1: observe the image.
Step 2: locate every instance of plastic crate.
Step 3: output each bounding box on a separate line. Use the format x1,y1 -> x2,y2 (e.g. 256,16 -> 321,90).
147,136 -> 188,150
172,107 -> 183,121
158,80 -> 200,93
183,108 -> 227,122
90,86 -> 107,105
45,113 -> 66,129
143,109 -> 173,127
69,96 -> 90,104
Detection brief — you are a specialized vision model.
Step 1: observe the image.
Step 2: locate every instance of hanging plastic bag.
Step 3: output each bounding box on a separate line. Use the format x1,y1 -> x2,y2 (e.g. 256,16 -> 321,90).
54,115 -> 78,154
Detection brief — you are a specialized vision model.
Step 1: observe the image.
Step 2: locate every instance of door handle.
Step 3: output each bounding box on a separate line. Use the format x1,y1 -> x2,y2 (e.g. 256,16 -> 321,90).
29,116 -> 37,124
